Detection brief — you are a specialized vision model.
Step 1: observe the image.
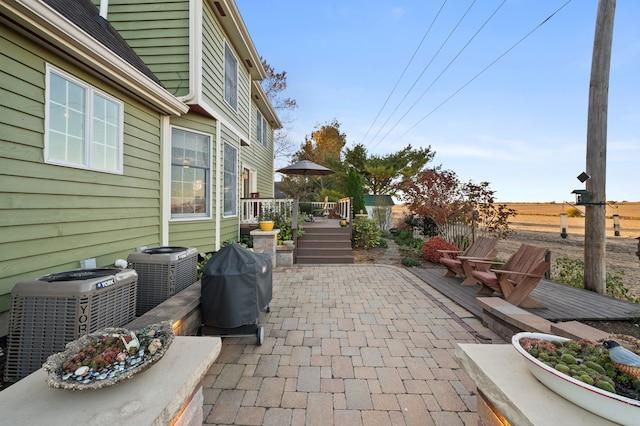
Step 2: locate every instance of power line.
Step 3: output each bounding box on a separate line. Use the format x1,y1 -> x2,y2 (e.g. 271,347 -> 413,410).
370,0 -> 507,150
364,0 -> 478,148
360,0 -> 448,145
390,0 -> 574,145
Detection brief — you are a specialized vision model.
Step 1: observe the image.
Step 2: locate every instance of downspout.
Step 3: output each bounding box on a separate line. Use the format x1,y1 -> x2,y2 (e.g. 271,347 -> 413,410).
215,124 -> 222,250
161,116 -> 171,245
99,0 -> 109,19
178,0 -> 202,104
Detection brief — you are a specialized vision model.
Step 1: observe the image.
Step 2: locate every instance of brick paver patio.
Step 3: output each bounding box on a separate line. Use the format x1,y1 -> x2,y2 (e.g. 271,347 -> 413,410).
202,264 -> 503,425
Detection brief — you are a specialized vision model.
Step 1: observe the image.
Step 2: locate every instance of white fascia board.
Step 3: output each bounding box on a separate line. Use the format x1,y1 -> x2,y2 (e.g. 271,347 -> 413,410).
209,0 -> 265,80
5,0 -> 188,116
252,81 -> 282,130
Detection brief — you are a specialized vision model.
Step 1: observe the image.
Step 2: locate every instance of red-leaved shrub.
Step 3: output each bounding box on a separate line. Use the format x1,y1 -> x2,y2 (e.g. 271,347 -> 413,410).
421,237 -> 459,263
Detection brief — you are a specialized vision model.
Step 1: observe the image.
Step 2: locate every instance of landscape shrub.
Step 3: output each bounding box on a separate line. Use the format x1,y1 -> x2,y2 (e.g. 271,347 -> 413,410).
421,237 -> 458,264
566,207 -> 584,218
552,256 -> 639,303
402,257 -> 422,267
351,217 -> 382,249
392,230 -> 422,248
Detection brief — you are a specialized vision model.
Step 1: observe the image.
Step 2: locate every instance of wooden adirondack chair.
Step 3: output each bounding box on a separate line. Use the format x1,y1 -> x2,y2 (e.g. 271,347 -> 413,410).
438,237 -> 499,285
470,243 -> 549,308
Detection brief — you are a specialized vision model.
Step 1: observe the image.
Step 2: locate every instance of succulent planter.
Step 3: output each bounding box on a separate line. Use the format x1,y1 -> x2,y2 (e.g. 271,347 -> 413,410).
512,332 -> 640,425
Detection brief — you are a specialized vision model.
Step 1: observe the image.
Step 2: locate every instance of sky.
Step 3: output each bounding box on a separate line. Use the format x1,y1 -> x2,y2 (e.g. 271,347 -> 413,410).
235,0 -> 639,203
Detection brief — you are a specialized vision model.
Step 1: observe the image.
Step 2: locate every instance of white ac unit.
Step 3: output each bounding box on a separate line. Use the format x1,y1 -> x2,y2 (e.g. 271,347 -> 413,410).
3,268 -> 137,381
127,246 -> 198,316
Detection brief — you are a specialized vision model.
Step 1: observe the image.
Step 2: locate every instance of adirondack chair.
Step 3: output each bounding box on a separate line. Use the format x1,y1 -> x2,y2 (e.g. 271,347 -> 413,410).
438,236 -> 498,286
312,196 -> 329,222
470,243 -> 549,308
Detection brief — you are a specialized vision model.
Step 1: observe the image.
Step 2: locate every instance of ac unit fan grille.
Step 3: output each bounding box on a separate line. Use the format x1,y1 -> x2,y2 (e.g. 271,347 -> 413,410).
129,247 -> 198,316
4,272 -> 137,381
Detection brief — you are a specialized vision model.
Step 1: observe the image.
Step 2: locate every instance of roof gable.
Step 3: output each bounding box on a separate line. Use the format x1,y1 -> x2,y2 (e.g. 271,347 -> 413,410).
43,0 -> 163,86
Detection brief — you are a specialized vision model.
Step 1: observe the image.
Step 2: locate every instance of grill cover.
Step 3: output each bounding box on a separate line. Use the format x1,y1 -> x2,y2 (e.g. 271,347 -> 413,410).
201,244 -> 272,328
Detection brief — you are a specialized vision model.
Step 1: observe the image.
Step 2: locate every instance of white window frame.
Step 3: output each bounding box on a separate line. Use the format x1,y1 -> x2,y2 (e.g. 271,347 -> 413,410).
224,42 -> 238,111
223,141 -> 238,217
170,126 -> 212,220
44,64 -> 124,174
256,109 -> 268,148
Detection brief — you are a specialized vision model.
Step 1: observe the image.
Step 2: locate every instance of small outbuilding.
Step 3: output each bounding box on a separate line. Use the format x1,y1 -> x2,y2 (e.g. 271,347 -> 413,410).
364,195 -> 395,230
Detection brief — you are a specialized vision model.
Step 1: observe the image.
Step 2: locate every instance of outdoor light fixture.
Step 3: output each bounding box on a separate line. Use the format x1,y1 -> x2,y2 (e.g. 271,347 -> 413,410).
571,172 -> 598,206
577,172 -> 591,183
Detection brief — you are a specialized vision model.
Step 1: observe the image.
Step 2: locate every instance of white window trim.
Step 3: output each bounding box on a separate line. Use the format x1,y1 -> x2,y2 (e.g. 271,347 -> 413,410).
223,41 -> 238,112
44,64 -> 124,174
169,125 -> 213,221
222,141 -> 238,218
256,109 -> 269,148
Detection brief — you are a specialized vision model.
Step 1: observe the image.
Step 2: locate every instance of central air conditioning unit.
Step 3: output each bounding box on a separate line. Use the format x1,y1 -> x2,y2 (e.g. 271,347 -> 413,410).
3,268 -> 137,382
127,246 -> 198,316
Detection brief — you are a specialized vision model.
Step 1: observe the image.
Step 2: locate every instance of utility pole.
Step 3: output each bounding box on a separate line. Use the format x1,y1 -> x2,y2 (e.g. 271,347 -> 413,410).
584,0 -> 615,294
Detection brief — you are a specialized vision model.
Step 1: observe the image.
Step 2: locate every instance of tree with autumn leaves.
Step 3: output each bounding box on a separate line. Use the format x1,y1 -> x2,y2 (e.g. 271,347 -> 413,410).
398,169 -> 516,246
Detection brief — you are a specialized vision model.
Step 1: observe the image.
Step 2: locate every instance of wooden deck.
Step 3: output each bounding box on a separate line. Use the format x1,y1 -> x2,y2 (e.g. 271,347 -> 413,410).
410,267 -> 640,322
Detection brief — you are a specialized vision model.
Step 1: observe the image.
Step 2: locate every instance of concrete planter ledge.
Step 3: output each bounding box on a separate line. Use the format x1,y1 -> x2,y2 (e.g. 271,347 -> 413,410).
0,336 -> 221,425
0,280 -> 221,425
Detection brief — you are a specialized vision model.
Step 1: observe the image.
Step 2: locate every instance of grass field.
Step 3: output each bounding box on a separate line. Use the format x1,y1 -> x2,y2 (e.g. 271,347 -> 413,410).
503,202 -> 640,238
392,202 -> 640,238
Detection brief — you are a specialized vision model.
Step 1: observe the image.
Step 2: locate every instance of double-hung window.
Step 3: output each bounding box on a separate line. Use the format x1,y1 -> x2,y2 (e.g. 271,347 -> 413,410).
256,109 -> 268,148
224,43 -> 238,110
171,127 -> 211,218
45,65 -> 123,173
223,142 -> 238,217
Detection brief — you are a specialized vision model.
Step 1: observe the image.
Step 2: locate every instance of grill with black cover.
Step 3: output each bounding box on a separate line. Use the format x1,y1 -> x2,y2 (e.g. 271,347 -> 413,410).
200,244 -> 272,344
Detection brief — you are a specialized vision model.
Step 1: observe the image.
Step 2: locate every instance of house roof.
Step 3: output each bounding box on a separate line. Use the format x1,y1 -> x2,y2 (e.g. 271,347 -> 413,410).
1,0 -> 188,116
364,195 -> 395,206
43,0 -> 162,86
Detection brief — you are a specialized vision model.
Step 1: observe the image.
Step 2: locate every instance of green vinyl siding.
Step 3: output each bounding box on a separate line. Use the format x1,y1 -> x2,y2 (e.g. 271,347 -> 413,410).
168,114 -> 218,254
0,28 -> 164,315
100,0 -> 191,97
241,104 -> 274,197
202,3 -> 250,134
219,124 -> 240,243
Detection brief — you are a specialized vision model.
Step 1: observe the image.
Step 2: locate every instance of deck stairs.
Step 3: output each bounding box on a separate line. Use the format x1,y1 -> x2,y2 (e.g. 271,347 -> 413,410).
296,225 -> 354,264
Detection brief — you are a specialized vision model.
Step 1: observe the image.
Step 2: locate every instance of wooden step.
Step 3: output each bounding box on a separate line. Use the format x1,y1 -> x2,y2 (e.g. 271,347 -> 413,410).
297,240 -> 352,249
296,254 -> 354,264
296,225 -> 353,264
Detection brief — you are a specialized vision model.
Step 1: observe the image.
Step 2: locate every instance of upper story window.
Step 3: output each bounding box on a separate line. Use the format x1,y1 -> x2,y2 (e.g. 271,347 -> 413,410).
45,65 -> 123,174
171,127 -> 211,218
223,142 -> 238,217
224,42 -> 238,111
256,109 -> 268,148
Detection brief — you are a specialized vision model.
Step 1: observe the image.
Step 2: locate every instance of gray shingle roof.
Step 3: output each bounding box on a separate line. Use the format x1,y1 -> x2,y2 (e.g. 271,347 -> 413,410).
43,0 -> 163,86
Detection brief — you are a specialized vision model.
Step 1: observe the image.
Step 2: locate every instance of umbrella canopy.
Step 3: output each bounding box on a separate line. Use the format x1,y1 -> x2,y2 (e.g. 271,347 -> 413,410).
276,160 -> 334,176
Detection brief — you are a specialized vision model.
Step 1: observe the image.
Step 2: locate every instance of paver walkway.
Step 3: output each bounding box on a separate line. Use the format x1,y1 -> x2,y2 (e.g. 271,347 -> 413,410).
202,264 -> 503,425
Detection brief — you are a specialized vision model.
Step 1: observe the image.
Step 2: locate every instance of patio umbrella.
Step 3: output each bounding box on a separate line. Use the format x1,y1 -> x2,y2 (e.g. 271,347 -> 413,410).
276,160 -> 334,176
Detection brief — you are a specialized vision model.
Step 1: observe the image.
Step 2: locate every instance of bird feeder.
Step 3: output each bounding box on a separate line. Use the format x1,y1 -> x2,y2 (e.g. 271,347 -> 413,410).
613,214 -> 620,237
571,189 -> 590,206
560,213 -> 568,239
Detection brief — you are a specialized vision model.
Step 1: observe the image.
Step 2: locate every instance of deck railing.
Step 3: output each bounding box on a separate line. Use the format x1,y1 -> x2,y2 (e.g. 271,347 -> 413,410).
241,198 -> 294,223
240,197 -> 352,224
